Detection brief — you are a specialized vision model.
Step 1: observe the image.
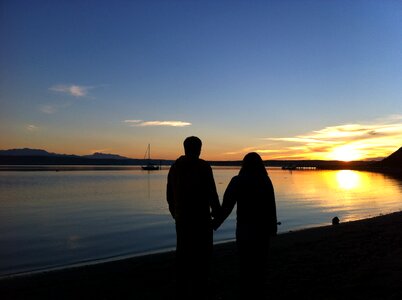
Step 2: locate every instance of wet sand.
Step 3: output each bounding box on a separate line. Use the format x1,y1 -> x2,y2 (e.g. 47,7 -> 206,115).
1,211 -> 402,299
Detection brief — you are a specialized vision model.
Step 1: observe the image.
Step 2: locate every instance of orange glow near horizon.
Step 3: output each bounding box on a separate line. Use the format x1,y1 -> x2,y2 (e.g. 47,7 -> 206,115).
326,145 -> 363,162
255,144 -> 393,162
0,141 -> 398,162
1,117 -> 401,161
247,118 -> 402,162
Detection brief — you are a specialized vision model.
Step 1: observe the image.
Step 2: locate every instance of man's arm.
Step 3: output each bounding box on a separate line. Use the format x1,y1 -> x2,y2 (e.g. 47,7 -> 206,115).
222,177 -> 238,219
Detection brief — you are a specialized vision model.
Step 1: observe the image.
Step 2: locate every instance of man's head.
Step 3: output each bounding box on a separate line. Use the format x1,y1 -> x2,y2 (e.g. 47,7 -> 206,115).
184,136 -> 202,158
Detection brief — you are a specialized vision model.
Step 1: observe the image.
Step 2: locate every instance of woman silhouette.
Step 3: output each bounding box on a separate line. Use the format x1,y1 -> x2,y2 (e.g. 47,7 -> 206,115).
218,152 -> 277,297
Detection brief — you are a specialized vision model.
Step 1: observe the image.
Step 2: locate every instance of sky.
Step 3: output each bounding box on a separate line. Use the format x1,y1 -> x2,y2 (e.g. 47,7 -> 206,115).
1,0 -> 402,161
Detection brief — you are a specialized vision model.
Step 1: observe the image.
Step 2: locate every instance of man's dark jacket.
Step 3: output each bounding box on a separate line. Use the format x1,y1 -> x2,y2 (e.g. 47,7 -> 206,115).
167,155 -> 220,225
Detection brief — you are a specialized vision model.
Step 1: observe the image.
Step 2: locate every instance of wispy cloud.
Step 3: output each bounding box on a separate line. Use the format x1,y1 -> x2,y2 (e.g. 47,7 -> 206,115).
226,116 -> 402,160
124,120 -> 192,127
49,84 -> 92,97
40,104 -> 58,114
124,120 -> 143,124
40,102 -> 72,114
26,124 -> 38,131
259,116 -> 402,160
43,83 -> 95,114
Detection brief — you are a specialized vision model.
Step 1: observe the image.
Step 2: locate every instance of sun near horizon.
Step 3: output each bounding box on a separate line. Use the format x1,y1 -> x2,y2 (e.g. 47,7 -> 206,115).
326,146 -> 364,162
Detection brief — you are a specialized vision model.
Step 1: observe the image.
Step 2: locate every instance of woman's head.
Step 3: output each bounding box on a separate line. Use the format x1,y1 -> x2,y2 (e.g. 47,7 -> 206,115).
239,152 -> 267,176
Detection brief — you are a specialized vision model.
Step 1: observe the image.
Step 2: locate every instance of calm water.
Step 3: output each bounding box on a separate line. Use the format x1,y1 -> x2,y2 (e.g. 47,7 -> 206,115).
0,166 -> 401,277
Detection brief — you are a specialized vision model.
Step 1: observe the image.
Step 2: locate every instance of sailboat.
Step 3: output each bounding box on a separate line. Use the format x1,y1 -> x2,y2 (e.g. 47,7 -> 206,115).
142,144 -> 160,171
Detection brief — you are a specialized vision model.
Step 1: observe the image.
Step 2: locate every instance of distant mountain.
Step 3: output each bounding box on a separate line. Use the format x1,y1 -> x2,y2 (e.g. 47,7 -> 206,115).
0,148 -> 61,156
381,147 -> 402,166
82,152 -> 129,160
0,148 -> 175,166
0,148 -> 128,160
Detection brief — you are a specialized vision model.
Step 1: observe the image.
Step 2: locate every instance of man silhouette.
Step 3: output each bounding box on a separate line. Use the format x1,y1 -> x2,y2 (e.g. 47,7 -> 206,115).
167,136 -> 221,299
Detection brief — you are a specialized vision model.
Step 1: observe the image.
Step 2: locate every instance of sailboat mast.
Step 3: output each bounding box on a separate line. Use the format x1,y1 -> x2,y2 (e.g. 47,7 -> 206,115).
148,144 -> 151,160
142,144 -> 159,170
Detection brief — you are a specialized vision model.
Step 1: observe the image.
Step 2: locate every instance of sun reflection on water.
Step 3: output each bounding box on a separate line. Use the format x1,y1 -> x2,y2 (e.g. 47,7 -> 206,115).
336,170 -> 360,190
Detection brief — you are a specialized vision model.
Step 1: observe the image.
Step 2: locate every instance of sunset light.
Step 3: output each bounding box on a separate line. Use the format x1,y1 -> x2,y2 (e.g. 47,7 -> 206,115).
255,117 -> 402,161
328,146 -> 363,162
1,1 -> 401,162
336,170 -> 361,190
1,2 -> 402,298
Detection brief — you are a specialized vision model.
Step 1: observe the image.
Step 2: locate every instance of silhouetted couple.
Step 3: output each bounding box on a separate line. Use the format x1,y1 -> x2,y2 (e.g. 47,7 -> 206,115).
167,136 -> 277,299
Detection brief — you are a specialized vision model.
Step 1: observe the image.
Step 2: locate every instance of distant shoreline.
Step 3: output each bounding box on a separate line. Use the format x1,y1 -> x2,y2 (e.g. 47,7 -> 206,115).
1,145 -> 401,175
0,162 -> 400,176
0,156 -> 388,168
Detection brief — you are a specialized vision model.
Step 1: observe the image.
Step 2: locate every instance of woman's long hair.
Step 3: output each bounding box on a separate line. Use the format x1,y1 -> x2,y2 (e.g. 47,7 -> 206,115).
239,152 -> 268,177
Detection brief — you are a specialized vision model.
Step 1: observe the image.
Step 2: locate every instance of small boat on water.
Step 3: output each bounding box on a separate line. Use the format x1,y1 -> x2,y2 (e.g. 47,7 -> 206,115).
142,144 -> 160,171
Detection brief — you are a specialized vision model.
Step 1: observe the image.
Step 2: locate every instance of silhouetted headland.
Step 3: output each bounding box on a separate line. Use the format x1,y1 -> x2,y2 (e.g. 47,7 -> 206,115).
1,211 -> 401,299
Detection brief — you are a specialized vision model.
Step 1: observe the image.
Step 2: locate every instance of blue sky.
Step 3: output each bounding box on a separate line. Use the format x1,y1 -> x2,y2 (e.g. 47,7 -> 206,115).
1,0 -> 401,160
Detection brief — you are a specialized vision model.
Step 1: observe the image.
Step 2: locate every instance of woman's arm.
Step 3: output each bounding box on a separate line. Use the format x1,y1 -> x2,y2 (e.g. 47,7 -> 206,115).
213,177 -> 238,230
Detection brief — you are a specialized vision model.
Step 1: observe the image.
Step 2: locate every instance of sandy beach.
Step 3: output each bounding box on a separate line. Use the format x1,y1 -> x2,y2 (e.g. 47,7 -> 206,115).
1,211 -> 401,299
